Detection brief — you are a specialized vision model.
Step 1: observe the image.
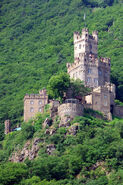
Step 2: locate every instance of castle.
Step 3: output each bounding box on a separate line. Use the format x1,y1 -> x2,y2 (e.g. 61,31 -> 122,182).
67,28 -> 115,120
22,28 -> 123,123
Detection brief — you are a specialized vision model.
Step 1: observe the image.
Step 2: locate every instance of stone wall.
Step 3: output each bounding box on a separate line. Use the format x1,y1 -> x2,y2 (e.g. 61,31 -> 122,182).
58,99 -> 84,119
85,84 -> 113,120
114,105 -> 123,118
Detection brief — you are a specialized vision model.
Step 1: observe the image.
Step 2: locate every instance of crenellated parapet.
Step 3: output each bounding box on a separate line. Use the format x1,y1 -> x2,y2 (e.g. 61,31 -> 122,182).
67,55 -> 99,74
24,94 -> 42,100
100,57 -> 110,65
58,99 -> 84,119
24,89 -> 48,101
74,28 -> 98,44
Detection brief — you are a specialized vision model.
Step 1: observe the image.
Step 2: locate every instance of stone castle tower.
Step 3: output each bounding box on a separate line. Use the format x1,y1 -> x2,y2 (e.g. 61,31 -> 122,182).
67,28 -> 115,120
67,28 -> 110,88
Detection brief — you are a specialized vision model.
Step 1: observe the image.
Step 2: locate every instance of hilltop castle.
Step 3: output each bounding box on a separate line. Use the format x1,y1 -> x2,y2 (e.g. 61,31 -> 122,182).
67,28 -> 116,120
23,28 -> 123,123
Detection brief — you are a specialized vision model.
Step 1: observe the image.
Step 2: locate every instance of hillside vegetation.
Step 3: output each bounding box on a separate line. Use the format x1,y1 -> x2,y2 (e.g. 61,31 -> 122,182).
0,0 -> 123,125
0,106 -> 123,184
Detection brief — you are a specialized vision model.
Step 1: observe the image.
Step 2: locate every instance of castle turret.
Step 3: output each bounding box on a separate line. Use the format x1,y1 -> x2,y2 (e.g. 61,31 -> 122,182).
82,28 -> 89,40
73,28 -> 98,60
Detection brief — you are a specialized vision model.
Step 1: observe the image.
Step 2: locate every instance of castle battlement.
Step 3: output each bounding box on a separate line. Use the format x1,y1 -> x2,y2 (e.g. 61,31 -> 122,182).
100,57 -> 110,65
24,89 -> 48,101
74,28 -> 98,44
67,56 -> 99,74
24,94 -> 47,100
58,99 -> 84,119
39,89 -> 47,95
93,82 -> 115,95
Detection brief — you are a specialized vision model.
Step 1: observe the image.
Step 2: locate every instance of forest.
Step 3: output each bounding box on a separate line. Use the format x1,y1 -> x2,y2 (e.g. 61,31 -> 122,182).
0,0 -> 123,184
0,106 -> 123,185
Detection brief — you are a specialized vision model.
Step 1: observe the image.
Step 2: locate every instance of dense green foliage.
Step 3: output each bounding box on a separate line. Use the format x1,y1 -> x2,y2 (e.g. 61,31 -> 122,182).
0,162 -> 28,185
0,111 -> 123,184
0,1 -> 123,184
0,0 -> 123,126
47,72 -> 70,101
47,72 -> 90,101
70,79 -> 90,98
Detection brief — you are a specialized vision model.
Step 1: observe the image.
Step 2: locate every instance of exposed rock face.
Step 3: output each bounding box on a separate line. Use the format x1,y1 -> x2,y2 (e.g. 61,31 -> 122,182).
67,124 -> 79,135
9,138 -> 42,162
89,161 -> 109,175
59,115 -> 72,127
42,118 -> 52,129
46,144 -> 56,155
50,100 -> 60,119
45,128 -> 56,135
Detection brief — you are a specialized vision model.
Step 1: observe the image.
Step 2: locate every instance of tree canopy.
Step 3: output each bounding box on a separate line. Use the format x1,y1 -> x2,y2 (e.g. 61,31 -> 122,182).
47,72 -> 70,101
47,73 -> 90,101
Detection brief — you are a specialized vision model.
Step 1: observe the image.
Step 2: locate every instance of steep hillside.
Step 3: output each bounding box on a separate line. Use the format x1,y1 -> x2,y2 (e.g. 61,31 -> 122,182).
0,107 -> 123,184
0,0 -> 123,125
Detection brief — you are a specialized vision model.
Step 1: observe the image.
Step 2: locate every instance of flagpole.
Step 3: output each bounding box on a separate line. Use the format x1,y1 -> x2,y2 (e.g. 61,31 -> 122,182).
84,10 -> 86,28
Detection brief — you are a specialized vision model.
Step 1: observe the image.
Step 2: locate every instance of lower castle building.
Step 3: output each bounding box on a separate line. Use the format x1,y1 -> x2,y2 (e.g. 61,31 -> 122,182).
24,89 -> 48,122
84,83 -> 116,120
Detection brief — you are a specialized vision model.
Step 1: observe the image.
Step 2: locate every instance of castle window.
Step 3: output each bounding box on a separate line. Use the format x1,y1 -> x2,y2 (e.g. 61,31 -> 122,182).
79,44 -> 81,49
30,100 -> 34,105
38,100 -> 42,105
88,68 -> 92,74
99,70 -> 102,76
87,77 -> 91,83
39,107 -> 42,112
94,78 -> 98,85
30,107 -> 34,112
104,100 -> 107,106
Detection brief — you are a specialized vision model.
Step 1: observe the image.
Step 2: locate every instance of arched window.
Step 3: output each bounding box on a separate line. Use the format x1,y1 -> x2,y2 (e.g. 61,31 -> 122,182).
94,78 -> 98,85
38,100 -> 42,105
39,107 -> 42,112
87,77 -> 91,83
88,68 -> 92,74
99,70 -> 102,76
30,100 -> 34,105
30,107 -> 34,112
